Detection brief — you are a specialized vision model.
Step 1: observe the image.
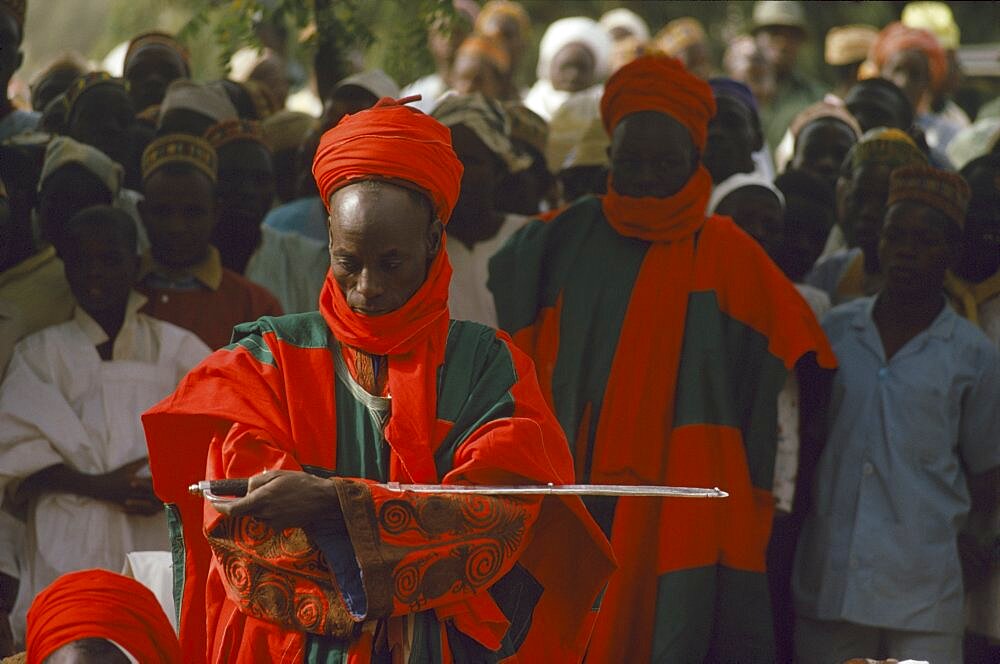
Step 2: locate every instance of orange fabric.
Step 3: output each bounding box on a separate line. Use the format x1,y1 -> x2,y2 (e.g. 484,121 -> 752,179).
600,55 -> 716,149
870,22 -> 948,93
26,569 -> 182,664
311,97 -> 464,221
590,164 -> 712,481
318,250 -> 450,483
600,165 -> 712,241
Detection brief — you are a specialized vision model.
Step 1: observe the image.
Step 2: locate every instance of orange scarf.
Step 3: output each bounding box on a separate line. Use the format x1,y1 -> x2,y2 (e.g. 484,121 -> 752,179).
593,165 -> 712,483
318,248 -> 452,483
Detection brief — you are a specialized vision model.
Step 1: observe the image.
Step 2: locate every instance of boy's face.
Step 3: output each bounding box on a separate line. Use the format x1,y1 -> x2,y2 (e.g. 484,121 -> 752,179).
878,200 -> 954,297
61,224 -> 138,317
140,169 -> 217,269
792,119 -> 857,193
704,96 -> 759,183
715,186 -> 784,260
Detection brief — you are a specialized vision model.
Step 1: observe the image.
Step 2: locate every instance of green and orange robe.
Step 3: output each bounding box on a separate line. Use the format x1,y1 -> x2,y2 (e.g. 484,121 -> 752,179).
143,313 -> 615,663
488,196 -> 836,662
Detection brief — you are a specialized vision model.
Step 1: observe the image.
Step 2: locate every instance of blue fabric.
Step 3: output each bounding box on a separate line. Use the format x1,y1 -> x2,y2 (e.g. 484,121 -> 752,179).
793,296 -> 1000,634
804,248 -> 861,302
308,519 -> 367,619
0,109 -> 40,141
262,196 -> 328,244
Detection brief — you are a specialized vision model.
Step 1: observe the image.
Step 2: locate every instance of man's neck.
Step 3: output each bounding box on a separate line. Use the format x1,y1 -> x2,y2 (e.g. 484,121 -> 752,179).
873,287 -> 944,359
447,209 -> 504,249
88,306 -> 128,361
0,97 -> 13,121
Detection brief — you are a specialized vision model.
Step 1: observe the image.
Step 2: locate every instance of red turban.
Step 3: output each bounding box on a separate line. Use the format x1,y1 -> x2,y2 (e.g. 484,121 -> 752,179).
600,54 -> 716,150
312,97 -> 464,223
870,22 -> 948,93
26,569 -> 181,664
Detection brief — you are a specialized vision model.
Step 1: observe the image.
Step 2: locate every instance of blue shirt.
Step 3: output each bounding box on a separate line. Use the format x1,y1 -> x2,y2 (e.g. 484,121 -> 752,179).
262,196 -> 327,244
793,296 -> 1000,634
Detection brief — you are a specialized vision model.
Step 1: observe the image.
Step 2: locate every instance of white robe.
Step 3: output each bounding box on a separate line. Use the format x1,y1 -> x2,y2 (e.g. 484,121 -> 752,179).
0,292 -> 209,644
447,214 -> 528,328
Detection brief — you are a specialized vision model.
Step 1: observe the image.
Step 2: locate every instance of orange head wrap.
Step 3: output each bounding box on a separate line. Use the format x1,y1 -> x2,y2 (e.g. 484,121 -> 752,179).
870,22 -> 947,93
312,97 -> 463,222
600,54 -> 716,149
26,569 -> 182,664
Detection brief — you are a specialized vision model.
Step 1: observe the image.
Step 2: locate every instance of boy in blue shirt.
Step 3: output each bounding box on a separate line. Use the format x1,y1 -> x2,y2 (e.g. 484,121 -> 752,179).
793,164 -> 1000,663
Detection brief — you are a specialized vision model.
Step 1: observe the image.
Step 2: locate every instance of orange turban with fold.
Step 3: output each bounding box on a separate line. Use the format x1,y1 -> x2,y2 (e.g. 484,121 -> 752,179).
600,54 -> 716,149
26,569 -> 182,664
312,98 -> 464,223
870,22 -> 947,93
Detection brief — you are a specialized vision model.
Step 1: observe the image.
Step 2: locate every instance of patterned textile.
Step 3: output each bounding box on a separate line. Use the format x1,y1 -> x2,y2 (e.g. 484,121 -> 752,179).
141,134 -> 217,184
887,163 -> 970,227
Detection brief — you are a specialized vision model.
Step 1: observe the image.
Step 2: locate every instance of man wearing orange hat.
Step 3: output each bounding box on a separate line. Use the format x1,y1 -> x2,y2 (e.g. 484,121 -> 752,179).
489,55 -> 836,661
24,569 -> 182,664
143,98 -> 614,664
0,0 -> 39,141
793,165 -> 1000,663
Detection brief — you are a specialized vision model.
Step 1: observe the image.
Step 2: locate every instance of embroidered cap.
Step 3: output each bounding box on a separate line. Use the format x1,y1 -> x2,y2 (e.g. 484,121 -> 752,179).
887,163 -> 971,228
142,134 -> 218,184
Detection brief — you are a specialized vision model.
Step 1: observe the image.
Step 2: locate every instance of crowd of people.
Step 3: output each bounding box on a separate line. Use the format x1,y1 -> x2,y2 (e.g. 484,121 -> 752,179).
0,0 -> 998,662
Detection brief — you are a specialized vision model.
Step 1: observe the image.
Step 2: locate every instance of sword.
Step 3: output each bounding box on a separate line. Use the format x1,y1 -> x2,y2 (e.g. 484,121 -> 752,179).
189,479 -> 727,506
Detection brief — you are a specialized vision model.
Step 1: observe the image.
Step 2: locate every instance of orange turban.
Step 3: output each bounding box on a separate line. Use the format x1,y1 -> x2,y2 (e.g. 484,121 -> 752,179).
26,569 -> 182,664
870,22 -> 947,93
600,54 -> 716,149
312,98 -> 464,223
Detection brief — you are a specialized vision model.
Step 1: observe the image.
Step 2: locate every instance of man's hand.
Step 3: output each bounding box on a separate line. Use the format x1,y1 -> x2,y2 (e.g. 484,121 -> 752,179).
213,470 -> 345,533
93,459 -> 163,516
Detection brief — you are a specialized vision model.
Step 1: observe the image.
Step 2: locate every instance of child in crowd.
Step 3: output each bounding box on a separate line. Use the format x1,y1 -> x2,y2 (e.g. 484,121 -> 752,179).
0,205 -> 209,645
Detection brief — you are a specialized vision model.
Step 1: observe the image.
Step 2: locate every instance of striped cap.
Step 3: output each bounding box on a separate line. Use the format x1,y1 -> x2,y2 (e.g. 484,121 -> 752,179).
203,118 -> 268,152
141,134 -> 217,184
887,163 -> 971,228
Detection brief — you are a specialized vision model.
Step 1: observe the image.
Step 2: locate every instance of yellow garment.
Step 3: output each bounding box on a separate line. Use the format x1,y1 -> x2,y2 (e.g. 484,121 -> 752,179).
0,247 -> 74,374
834,251 -> 882,303
945,269 -> 1000,328
138,245 -> 223,291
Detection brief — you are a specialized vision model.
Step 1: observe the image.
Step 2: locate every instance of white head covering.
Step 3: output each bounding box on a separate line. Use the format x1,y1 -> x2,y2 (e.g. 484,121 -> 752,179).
333,69 -> 401,100
158,80 -> 239,123
599,8 -> 651,43
39,136 -> 124,197
708,172 -> 785,214
536,17 -> 613,84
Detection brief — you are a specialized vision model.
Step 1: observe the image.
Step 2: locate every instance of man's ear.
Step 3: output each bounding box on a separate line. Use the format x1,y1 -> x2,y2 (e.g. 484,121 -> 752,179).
427,218 -> 444,256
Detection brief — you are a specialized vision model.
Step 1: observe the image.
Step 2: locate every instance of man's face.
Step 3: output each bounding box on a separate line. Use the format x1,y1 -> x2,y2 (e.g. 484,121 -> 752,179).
327,182 -> 440,316
0,11 -> 22,92
61,223 -> 138,318
610,111 -> 696,199
124,45 -> 188,111
449,123 -> 504,228
451,53 -> 505,99
550,43 -> 595,93
69,85 -> 135,168
958,161 -> 1000,279
878,201 -> 954,296
755,26 -> 805,77
715,186 -> 785,260
791,119 -> 857,193
216,141 -> 275,226
322,86 -> 378,130
38,165 -> 114,246
881,49 -> 931,111
704,96 -> 758,183
140,169 -> 217,269
841,163 -> 893,261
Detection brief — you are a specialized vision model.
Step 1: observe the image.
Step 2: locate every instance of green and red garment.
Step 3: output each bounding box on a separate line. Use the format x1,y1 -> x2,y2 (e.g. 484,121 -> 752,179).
143,305 -> 614,663
488,195 -> 837,662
